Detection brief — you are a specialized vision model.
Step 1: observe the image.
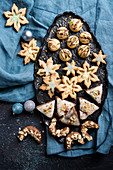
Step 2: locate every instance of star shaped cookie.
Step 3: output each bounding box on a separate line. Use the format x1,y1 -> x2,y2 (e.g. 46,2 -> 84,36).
37,57 -> 61,77
77,61 -> 99,88
40,73 -> 61,98
56,76 -> 82,100
63,60 -> 78,76
3,3 -> 29,32
18,39 -> 40,65
92,50 -> 107,66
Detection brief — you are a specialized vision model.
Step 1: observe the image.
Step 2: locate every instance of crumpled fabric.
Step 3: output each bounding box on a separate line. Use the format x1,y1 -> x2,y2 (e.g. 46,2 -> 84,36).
0,0 -> 113,157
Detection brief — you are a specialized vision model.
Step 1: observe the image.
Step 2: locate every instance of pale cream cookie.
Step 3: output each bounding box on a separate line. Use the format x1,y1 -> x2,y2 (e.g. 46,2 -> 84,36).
39,73 -> 61,98
63,60 -> 78,76
92,50 -> 107,66
78,45 -> 90,58
56,96 -> 75,117
4,3 -> 29,32
77,61 -> 99,88
79,31 -> 92,44
36,100 -> 55,118
85,84 -> 103,104
18,39 -> 40,65
69,19 -> 83,32
56,76 -> 82,100
79,97 -> 99,120
67,35 -> 79,49
37,57 -> 61,77
56,27 -> 69,40
60,107 -> 80,126
48,38 -> 60,51
59,49 -> 72,62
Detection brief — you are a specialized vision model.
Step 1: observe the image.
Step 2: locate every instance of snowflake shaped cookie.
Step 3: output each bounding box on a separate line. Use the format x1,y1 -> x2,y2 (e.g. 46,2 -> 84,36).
92,50 -> 107,66
77,61 -> 99,88
40,74 -> 61,98
37,57 -> 61,77
63,60 -> 78,76
18,39 -> 40,65
56,76 -> 82,100
4,3 -> 29,32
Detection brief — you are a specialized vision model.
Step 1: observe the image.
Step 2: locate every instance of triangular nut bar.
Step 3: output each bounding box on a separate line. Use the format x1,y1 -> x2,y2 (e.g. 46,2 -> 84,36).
85,84 -> 103,104
79,97 -> 99,120
60,107 -> 80,126
56,96 -> 75,117
36,100 -> 55,119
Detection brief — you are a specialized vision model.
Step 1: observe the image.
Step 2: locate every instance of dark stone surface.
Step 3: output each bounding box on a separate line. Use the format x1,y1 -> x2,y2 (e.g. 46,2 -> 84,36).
0,100 -> 113,170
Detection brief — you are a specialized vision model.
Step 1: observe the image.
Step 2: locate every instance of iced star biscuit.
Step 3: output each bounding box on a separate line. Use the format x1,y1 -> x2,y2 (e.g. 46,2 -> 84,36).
86,84 -> 103,104
3,3 -> 29,32
18,126 -> 41,143
92,50 -> 107,66
67,35 -> 79,49
39,73 -> 61,98
48,38 -> 60,51
79,97 -> 99,120
56,96 -> 75,117
60,107 -> 80,126
18,39 -> 40,65
63,60 -> 78,76
49,118 -> 70,137
59,49 -> 72,62
81,121 -> 99,141
77,60 -> 99,88
69,19 -> 83,32
78,45 -> 90,58
36,100 -> 55,118
56,76 -> 82,100
37,57 -> 61,77
66,132 -> 84,150
79,32 -> 92,44
56,27 -> 69,40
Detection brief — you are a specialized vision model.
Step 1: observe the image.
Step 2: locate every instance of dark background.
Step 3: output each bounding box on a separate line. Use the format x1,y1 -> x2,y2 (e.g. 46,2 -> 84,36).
0,100 -> 113,170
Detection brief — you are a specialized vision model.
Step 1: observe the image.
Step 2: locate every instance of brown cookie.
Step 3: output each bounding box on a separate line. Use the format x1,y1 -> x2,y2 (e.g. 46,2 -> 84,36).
49,118 -> 70,137
66,132 -> 84,150
18,126 -> 41,144
59,49 -> 72,62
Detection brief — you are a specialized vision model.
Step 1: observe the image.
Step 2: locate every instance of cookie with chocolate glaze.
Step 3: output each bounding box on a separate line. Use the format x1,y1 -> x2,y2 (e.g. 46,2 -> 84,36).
79,31 -> 92,44
67,35 -> 79,49
56,27 -> 69,40
78,45 -> 90,58
48,38 -> 60,51
69,19 -> 83,32
59,49 -> 72,61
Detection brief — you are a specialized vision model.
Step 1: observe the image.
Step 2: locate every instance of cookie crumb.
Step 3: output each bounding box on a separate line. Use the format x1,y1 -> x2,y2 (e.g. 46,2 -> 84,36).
60,24 -> 62,26
65,18 -> 67,21
69,16 -> 71,18
51,30 -> 54,33
101,114 -> 103,117
45,50 -> 47,53
41,144 -> 43,146
40,121 -> 42,123
42,130 -> 45,133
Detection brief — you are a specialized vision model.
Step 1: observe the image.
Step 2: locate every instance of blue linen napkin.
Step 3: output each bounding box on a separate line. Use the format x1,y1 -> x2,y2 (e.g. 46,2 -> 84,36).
30,0 -> 113,157
1,0 -> 113,157
0,0 -> 36,102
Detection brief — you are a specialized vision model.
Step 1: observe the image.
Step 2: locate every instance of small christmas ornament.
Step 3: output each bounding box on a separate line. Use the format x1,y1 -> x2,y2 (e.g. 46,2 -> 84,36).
12,103 -> 23,115
22,30 -> 33,41
24,100 -> 35,113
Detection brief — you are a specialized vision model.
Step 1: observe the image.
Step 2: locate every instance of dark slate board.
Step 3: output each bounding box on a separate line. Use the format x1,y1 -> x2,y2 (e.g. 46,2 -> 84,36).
34,12 -> 108,144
